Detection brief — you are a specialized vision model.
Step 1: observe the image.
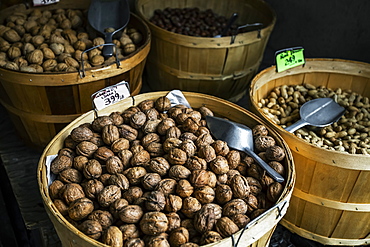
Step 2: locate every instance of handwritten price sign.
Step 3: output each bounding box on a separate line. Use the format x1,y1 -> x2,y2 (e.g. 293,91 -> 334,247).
33,0 -> 59,6
275,47 -> 305,72
92,81 -> 130,111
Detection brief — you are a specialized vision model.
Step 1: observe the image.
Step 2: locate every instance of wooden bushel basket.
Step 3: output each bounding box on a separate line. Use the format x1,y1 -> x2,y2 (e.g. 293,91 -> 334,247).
0,1 -> 151,150
249,59 -> 370,246
135,0 -> 276,102
38,91 -> 295,247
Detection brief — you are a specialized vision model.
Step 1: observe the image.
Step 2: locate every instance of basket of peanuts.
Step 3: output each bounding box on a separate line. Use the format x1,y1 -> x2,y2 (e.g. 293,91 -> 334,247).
249,58 -> 370,246
37,91 -> 295,247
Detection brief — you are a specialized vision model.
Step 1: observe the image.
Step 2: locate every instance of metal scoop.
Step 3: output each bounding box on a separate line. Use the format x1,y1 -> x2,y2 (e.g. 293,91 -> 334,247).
206,115 -> 285,183
214,13 -> 238,38
284,98 -> 346,133
88,0 -> 130,58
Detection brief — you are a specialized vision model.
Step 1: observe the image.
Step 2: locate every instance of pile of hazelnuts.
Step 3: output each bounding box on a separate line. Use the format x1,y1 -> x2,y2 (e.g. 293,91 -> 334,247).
49,95 -> 287,247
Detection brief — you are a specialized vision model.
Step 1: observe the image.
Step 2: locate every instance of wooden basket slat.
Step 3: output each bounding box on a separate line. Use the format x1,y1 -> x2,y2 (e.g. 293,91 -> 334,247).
38,91 -> 295,247
250,58 -> 370,245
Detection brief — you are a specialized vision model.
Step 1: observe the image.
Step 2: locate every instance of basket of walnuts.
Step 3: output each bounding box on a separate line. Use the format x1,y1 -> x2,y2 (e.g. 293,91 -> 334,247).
37,91 -> 295,247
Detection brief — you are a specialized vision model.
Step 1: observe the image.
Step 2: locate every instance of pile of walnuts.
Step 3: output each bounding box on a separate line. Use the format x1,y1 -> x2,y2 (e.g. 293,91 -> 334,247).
0,8 -> 143,73
49,95 -> 287,247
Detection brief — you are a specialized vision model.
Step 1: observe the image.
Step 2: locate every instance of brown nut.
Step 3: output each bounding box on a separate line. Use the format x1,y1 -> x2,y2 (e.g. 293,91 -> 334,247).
140,211 -> 168,235
79,220 -> 102,240
194,204 -> 216,233
102,226 -> 123,247
88,210 -> 114,230
169,227 -> 189,247
58,168 -> 82,184
81,179 -> 104,200
215,217 -> 239,238
97,185 -> 121,207
68,197 -> 94,221
51,154 -> 73,174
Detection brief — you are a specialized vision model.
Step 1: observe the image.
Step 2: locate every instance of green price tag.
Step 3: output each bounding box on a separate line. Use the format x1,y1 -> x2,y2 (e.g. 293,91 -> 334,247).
275,47 -> 305,72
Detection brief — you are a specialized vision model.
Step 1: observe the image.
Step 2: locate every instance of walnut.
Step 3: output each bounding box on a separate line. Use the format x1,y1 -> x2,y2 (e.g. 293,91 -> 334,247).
97,185 -> 121,207
145,190 -> 166,211
209,156 -> 229,175
108,174 -> 130,191
105,156 -> 124,174
226,150 -> 241,169
215,217 -> 239,238
195,133 -> 213,147
109,111 -> 124,126
91,55 -> 104,66
140,212 -> 168,235
182,118 -> 199,134
269,161 -> 285,176
222,199 -> 248,217
138,99 -> 155,111
122,186 -> 143,204
102,124 -> 120,145
79,220 -> 102,240
200,231 -> 222,245
215,184 -> 233,205
60,183 -> 85,205
180,140 -> 196,157
225,169 -> 241,185
122,107 -> 140,123
92,116 -> 114,132
146,142 -> 165,157
119,124 -> 138,141
157,118 -> 176,135
125,238 -> 145,247
53,199 -> 69,216
169,165 -> 191,180
180,132 -> 197,142
100,173 -> 112,186
123,43 -> 136,55
194,204 -> 216,233
51,154 -> 72,174
189,169 -> 210,188
211,140 -> 229,156
181,197 -> 201,218
130,150 -> 150,166
49,43 -> 64,55
73,155 -> 88,171
142,133 -> 161,148
49,179 -> 64,199
163,138 -> 182,153
230,214 -> 250,229
3,29 -> 21,42
81,179 -> 104,200
247,177 -> 262,196
148,157 -> 170,176
169,227 -> 189,247
144,108 -> 160,121
130,111 -> 147,129
131,143 -> 144,154
111,138 -> 130,153
246,163 -> 263,180
110,198 -> 129,219
102,226 -> 123,247
198,106 -> 214,118
166,212 -> 181,232
119,224 -> 140,241
166,126 -> 181,139
76,141 -> 98,158
119,205 -> 144,223
68,197 -> 94,221
142,173 -> 161,190
88,210 -> 114,230
267,182 -> 284,202
193,186 -> 215,204
83,159 -> 102,179
156,178 -> 177,195
164,194 -> 182,212
254,136 -> 276,151
58,168 -> 82,184
230,175 -> 250,199
198,145 -> 216,162
176,179 -> 194,198
155,96 -> 171,112
195,126 -> 210,137
142,119 -> 161,134
252,125 -> 269,137
185,156 -> 207,171
180,219 -> 198,239
118,150 -> 133,169
245,194 -> 259,213
125,167 -> 147,185
7,46 -> 21,60
94,146 -> 114,162
265,145 -> 286,161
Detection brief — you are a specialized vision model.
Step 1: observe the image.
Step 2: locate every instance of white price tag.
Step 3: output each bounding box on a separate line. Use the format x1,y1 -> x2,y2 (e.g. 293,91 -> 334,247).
91,81 -> 130,111
33,0 -> 60,6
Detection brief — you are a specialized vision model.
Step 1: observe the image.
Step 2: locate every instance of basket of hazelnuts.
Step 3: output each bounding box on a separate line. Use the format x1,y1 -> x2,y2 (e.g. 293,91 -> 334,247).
38,91 -> 295,247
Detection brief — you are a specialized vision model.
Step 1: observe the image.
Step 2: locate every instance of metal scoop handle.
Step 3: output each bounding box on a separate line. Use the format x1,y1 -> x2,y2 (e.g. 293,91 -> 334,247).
242,147 -> 285,183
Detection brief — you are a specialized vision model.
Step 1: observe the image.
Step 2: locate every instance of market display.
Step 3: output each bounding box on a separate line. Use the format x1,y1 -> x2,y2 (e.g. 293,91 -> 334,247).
257,83 -> 370,154
0,8 -> 143,72
48,95 -> 287,246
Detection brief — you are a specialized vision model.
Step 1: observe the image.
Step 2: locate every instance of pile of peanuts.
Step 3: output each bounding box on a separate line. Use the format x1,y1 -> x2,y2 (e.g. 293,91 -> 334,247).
257,83 -> 370,155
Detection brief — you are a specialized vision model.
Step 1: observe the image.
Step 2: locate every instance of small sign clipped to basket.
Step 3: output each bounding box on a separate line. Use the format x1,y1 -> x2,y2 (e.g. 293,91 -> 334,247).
275,47 -> 305,72
91,81 -> 131,111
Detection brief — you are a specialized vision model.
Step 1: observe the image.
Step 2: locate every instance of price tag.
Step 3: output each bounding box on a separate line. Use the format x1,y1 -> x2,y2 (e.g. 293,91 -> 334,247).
33,0 -> 59,6
91,81 -> 130,111
275,47 -> 305,72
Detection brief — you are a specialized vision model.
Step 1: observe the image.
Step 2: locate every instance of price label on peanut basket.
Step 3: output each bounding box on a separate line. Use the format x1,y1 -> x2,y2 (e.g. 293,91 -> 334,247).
275,47 -> 305,72
33,0 -> 59,6
91,81 -> 130,111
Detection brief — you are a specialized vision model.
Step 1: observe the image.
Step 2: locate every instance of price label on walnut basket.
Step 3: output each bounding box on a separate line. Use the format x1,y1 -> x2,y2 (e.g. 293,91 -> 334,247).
91,81 -> 131,111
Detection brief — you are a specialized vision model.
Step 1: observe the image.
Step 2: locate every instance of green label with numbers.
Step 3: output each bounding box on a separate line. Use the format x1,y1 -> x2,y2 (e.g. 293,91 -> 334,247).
275,47 -> 305,72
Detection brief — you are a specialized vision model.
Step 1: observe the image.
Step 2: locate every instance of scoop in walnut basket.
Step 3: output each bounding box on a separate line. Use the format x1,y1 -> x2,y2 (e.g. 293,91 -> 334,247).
206,116 -> 285,183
